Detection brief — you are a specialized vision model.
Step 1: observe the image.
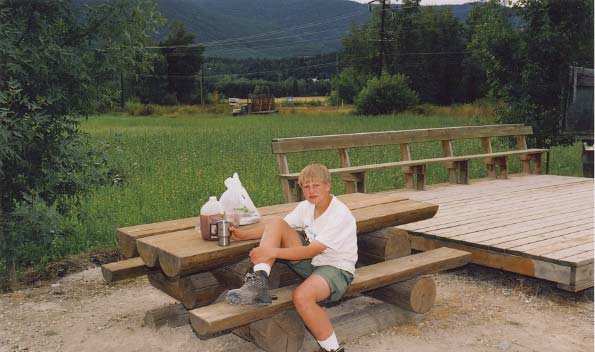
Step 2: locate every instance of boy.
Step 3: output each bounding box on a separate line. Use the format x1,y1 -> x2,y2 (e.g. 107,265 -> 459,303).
225,164 -> 357,352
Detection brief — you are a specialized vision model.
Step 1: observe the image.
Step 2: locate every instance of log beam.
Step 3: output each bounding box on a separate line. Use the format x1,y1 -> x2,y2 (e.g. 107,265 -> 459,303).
366,276 -> 436,314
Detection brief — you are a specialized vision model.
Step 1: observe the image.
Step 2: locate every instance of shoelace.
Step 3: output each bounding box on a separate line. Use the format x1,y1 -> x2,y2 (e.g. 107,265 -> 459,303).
245,272 -> 264,287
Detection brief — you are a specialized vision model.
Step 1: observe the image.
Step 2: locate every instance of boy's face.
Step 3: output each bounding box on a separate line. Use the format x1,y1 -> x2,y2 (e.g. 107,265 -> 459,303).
301,178 -> 331,205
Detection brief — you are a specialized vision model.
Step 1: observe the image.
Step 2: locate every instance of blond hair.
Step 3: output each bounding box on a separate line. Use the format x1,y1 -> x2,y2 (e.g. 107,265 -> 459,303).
298,163 -> 331,186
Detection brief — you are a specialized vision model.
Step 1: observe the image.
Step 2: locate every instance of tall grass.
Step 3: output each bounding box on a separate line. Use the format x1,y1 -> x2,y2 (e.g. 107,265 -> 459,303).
72,112 -> 583,254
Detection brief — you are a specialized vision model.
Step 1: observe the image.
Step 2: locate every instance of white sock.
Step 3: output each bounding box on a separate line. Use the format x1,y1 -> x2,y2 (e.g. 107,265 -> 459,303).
318,332 -> 339,351
253,263 -> 271,276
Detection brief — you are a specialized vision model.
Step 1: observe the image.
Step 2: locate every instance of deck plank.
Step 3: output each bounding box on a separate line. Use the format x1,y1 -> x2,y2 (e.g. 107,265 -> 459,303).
409,189 -> 591,233
396,175 -> 594,291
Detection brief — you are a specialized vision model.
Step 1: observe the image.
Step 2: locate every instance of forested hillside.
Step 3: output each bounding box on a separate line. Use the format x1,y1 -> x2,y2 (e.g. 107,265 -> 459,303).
159,0 -> 477,58
76,0 -> 475,58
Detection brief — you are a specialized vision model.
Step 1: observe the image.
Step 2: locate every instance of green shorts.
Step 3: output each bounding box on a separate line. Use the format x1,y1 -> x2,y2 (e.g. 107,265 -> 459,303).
284,230 -> 354,303
286,259 -> 354,303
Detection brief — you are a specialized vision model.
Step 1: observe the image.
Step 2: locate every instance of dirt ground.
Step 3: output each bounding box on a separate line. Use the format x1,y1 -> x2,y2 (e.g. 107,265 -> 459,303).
0,263 -> 592,352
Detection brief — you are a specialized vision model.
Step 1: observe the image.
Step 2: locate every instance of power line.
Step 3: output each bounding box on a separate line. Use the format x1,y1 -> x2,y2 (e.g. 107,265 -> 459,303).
146,8 -> 369,50
135,50 -> 470,81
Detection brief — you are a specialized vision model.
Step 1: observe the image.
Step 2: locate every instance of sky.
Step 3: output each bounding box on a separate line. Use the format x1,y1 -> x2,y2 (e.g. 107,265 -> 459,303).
350,0 -> 476,5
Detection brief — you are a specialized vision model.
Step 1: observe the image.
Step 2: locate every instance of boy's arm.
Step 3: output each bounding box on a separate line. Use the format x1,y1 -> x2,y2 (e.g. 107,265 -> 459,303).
249,241 -> 326,263
230,222 -> 265,241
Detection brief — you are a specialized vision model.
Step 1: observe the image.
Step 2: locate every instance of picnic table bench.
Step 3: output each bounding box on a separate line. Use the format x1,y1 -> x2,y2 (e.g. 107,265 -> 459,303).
272,124 -> 548,202
102,191 -> 471,351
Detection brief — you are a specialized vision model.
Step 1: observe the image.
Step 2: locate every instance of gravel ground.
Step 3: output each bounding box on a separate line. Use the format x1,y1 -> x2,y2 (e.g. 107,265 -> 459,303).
0,263 -> 592,352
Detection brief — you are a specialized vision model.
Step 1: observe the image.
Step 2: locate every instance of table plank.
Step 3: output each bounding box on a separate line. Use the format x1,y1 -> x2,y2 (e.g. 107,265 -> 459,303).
119,192 -> 409,258
141,199 -> 438,277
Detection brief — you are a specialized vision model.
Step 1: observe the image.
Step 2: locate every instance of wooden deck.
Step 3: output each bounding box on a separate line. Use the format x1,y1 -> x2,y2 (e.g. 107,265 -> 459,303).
388,175 -> 594,292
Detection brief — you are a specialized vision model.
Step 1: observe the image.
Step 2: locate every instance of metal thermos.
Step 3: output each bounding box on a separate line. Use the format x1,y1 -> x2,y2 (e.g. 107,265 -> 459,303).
217,220 -> 232,246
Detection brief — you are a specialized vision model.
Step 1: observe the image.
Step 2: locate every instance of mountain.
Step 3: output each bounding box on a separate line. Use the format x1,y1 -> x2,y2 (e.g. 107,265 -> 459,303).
156,0 -> 371,58
76,0 -> 477,59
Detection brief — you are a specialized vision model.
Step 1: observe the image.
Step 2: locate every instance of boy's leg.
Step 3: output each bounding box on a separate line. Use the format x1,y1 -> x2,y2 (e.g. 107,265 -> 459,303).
226,218 -> 302,305
293,275 -> 340,351
257,218 -> 304,269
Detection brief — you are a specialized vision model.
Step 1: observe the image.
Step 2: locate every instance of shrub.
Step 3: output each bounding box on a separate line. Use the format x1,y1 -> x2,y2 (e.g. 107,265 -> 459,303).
354,72 -> 419,115
331,67 -> 371,104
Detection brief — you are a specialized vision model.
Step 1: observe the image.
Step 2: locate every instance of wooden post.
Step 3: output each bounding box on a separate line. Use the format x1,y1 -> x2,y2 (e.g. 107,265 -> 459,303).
148,271 -> 225,309
441,140 -> 458,183
516,136 -> 532,174
144,303 -> 189,329
354,172 -> 366,193
357,228 -> 411,265
287,179 -> 303,202
530,153 -> 543,174
366,276 -> 436,314
277,154 -> 294,203
481,137 -> 497,178
415,165 -> 426,190
101,257 -> 155,283
338,148 -> 356,193
456,160 -> 469,184
494,156 -> 508,179
400,144 -> 415,189
233,310 -> 305,352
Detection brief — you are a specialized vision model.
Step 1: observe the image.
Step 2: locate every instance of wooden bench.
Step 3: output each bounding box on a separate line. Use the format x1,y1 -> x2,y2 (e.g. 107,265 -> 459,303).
272,124 -> 549,202
188,247 -> 471,337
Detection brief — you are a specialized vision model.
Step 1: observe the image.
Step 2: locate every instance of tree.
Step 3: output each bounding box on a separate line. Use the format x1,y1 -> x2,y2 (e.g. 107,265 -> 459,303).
160,21 -> 204,104
331,67 -> 372,104
354,71 -> 419,115
341,1 -> 475,105
469,0 -> 593,146
0,0 -> 164,288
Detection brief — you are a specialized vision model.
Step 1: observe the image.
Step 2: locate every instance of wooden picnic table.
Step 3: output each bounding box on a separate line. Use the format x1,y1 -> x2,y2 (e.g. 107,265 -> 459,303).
103,191 -> 473,351
120,192 -> 439,278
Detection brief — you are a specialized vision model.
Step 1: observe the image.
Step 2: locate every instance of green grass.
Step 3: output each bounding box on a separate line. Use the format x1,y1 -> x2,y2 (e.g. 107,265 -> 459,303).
75,111 -> 584,253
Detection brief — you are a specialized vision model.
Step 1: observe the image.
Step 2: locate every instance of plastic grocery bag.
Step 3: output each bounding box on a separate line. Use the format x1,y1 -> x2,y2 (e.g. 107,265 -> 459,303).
219,173 -> 261,225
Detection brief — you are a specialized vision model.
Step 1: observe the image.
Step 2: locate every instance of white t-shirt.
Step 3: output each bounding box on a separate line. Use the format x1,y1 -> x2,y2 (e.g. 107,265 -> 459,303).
283,196 -> 358,275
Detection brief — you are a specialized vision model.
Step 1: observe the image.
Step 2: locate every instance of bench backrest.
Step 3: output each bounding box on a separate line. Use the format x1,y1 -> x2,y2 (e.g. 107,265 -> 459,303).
271,124 -> 532,154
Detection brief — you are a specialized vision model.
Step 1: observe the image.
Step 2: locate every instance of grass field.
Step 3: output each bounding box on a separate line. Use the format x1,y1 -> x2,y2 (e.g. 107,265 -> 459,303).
72,111 -> 584,255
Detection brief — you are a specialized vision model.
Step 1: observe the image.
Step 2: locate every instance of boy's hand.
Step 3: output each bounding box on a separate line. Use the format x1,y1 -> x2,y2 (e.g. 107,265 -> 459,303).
249,247 -> 276,264
229,226 -> 246,241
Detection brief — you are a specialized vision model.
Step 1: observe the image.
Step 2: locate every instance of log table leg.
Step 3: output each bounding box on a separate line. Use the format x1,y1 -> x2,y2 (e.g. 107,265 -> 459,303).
233,310 -> 305,352
366,276 -> 437,314
357,227 -> 411,265
148,271 -> 225,309
144,303 -> 189,329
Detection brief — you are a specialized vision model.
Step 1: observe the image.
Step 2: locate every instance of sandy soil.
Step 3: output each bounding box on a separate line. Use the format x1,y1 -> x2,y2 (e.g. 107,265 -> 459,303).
0,264 -> 592,352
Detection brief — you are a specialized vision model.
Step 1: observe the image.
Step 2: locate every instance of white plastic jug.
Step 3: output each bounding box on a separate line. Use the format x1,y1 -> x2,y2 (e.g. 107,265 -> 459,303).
199,196 -> 224,241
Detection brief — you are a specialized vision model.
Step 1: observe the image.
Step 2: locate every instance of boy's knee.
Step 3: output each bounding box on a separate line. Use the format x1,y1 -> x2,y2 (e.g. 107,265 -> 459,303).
292,286 -> 313,310
265,217 -> 291,232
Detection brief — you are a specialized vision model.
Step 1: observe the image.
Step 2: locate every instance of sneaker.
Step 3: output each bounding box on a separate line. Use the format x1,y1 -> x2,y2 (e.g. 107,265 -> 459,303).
319,347 -> 344,352
225,270 -> 272,306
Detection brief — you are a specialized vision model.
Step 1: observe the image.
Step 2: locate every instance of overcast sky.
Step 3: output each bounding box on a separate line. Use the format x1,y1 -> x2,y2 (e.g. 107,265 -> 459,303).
350,0 -> 476,5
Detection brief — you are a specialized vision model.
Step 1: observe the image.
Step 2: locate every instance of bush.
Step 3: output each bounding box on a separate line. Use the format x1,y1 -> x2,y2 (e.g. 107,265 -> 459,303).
354,72 -> 419,115
126,103 -> 164,116
162,94 -> 179,106
331,67 -> 371,105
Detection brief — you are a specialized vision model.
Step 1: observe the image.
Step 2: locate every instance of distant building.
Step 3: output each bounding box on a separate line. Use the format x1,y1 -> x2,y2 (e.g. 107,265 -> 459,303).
561,66 -> 594,136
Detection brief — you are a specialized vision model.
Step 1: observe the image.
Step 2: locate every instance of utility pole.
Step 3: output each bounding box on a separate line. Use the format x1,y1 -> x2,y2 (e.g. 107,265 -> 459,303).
200,67 -> 204,106
120,72 -> 125,109
368,0 -> 390,76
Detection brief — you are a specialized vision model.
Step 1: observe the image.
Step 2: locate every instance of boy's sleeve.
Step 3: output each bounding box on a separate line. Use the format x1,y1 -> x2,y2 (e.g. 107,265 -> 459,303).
283,202 -> 305,229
